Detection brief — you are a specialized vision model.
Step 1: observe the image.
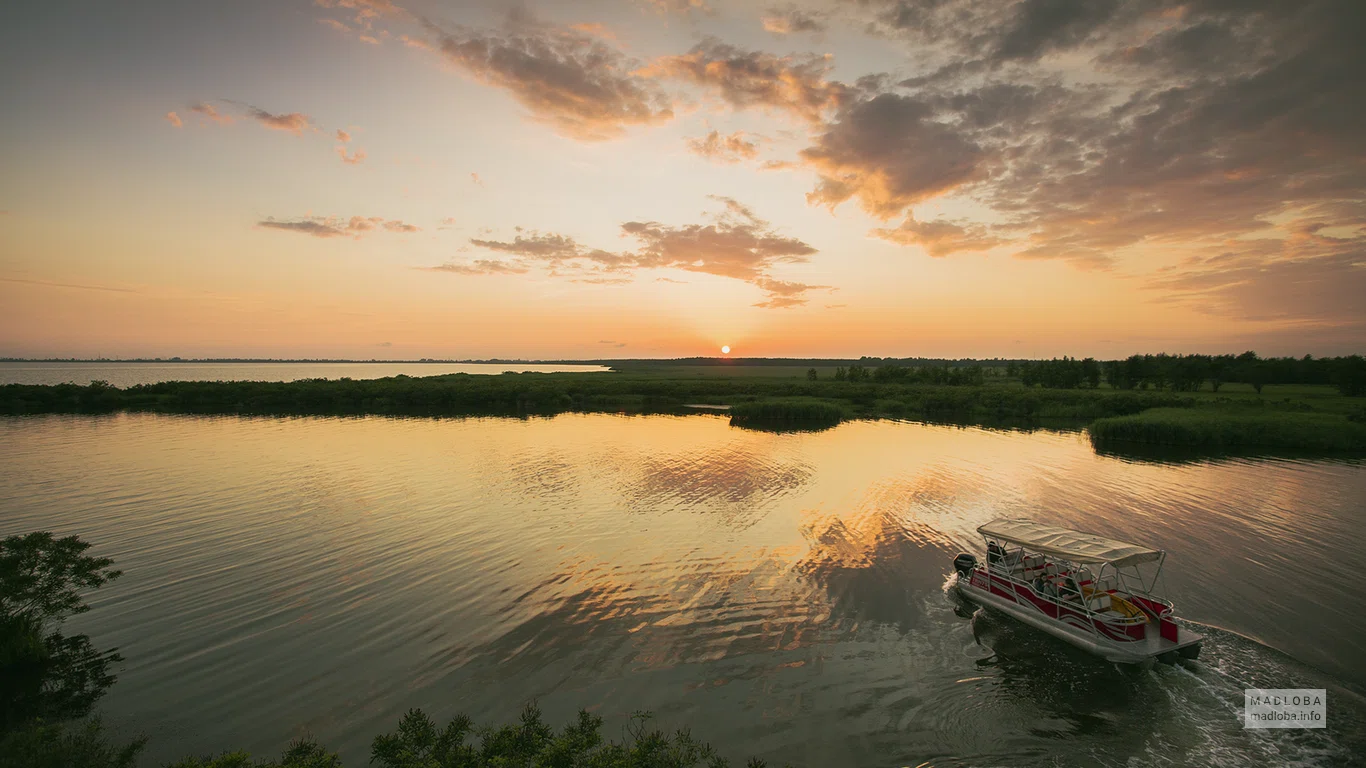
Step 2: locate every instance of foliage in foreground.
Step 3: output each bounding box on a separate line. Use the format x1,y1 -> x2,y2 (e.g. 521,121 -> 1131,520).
0,532 -> 125,732
1087,407 -> 1366,451
166,705 -> 764,768
0,718 -> 144,768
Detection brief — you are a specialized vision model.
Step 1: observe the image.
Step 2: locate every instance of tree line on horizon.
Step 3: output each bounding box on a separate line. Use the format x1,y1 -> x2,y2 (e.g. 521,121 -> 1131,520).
814,353 -> 1365,397
1005,353 -> 1365,396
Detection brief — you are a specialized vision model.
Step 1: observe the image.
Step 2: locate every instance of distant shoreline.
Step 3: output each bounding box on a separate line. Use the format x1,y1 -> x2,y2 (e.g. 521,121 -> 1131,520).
0,356 -> 1047,365
0,358 -> 597,365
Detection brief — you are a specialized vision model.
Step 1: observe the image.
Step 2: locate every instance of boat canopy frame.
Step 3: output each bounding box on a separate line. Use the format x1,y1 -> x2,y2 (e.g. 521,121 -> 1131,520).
977,518 -> 1164,568
977,518 -> 1168,596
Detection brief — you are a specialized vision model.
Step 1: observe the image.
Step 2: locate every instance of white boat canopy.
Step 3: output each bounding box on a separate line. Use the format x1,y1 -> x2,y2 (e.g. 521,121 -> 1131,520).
977,518 -> 1164,567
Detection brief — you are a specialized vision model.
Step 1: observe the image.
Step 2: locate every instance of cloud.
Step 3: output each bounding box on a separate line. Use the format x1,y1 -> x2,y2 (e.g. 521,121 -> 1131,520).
570,23 -> 615,39
376,341 -> 393,347
470,172 -> 483,186
870,214 -> 1003,257
460,198 -> 824,308
426,259 -> 530,275
685,130 -> 761,163
186,101 -> 324,137
337,146 -> 366,164
314,0 -> 403,27
257,215 -> 420,239
761,6 -> 828,36
643,0 -> 711,15
333,129 -> 365,163
656,276 -> 688,284
647,38 -> 849,123
246,107 -> 313,135
1146,224 -> 1366,327
814,0 -> 1366,335
190,102 -> 233,125
800,93 -> 983,218
424,18 -> 674,141
0,276 -> 138,294
165,111 -> 183,128
572,276 -> 633,285
751,277 -> 829,309
598,340 -> 627,347
619,197 -> 817,282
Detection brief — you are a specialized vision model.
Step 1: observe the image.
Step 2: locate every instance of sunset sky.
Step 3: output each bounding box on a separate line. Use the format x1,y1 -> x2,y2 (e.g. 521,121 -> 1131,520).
1,0 -> 1362,359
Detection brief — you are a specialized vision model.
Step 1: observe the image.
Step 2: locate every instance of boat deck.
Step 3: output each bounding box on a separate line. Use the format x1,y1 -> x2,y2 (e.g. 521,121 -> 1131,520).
958,572 -> 1202,663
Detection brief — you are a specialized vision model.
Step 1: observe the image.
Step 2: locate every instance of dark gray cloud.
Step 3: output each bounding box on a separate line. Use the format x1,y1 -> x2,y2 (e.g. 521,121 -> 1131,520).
993,0 -> 1122,62
818,0 -> 1366,328
423,19 -> 673,140
800,93 -> 984,217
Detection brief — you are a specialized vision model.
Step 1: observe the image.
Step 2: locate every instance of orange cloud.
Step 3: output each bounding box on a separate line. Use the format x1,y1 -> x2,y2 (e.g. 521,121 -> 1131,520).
871,214 -> 1003,257
257,215 -> 420,239
647,38 -> 849,123
426,259 -> 529,275
189,102 -> 233,125
459,197 -> 825,308
165,111 -> 183,128
247,107 -> 313,135
686,130 -> 761,163
761,6 -> 828,36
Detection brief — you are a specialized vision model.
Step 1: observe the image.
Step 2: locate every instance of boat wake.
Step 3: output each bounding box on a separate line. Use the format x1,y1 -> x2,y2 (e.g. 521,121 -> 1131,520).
942,582 -> 1366,767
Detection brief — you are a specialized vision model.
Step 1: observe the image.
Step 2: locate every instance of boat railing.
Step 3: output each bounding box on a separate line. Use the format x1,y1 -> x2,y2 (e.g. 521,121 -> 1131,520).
985,564 -> 1151,627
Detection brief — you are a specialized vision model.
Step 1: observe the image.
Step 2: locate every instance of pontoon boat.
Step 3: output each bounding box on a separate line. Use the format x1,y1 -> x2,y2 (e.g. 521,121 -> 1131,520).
952,518 -> 1202,665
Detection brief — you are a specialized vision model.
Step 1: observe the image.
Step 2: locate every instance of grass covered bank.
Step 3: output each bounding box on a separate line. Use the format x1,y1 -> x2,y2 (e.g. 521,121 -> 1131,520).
0,373 -> 1189,422
2,368 -> 1362,455
1088,407 -> 1366,452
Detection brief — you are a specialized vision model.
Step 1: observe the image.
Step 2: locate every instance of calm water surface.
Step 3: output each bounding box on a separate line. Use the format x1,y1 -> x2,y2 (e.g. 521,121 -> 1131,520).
0,361 -> 609,386
2,413 -> 1364,767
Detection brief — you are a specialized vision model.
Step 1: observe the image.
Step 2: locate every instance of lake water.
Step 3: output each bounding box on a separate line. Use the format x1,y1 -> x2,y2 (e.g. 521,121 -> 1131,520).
2,413 -> 1364,766
0,361 -> 610,387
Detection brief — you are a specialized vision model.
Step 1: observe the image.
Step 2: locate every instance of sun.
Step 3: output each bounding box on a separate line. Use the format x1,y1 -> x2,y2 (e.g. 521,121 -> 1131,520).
721,345 -> 731,354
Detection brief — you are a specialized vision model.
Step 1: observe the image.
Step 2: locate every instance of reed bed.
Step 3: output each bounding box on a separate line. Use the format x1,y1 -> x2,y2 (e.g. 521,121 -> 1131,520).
1087,408 -> 1366,451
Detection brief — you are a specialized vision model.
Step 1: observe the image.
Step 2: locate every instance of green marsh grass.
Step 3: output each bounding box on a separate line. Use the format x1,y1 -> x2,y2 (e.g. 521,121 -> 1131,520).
1088,407 -> 1366,451
728,397 -> 849,428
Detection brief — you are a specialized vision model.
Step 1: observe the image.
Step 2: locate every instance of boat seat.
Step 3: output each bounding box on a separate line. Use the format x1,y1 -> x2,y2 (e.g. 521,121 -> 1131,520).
1108,594 -> 1148,621
1087,593 -> 1112,613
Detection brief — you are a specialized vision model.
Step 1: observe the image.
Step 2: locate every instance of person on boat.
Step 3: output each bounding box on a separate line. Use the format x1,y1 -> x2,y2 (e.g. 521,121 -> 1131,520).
1038,573 -> 1060,598
1059,576 -> 1082,602
987,541 -> 1003,565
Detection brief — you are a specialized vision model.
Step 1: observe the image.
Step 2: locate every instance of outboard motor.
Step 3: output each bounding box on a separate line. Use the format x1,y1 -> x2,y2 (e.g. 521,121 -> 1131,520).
953,553 -> 977,577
